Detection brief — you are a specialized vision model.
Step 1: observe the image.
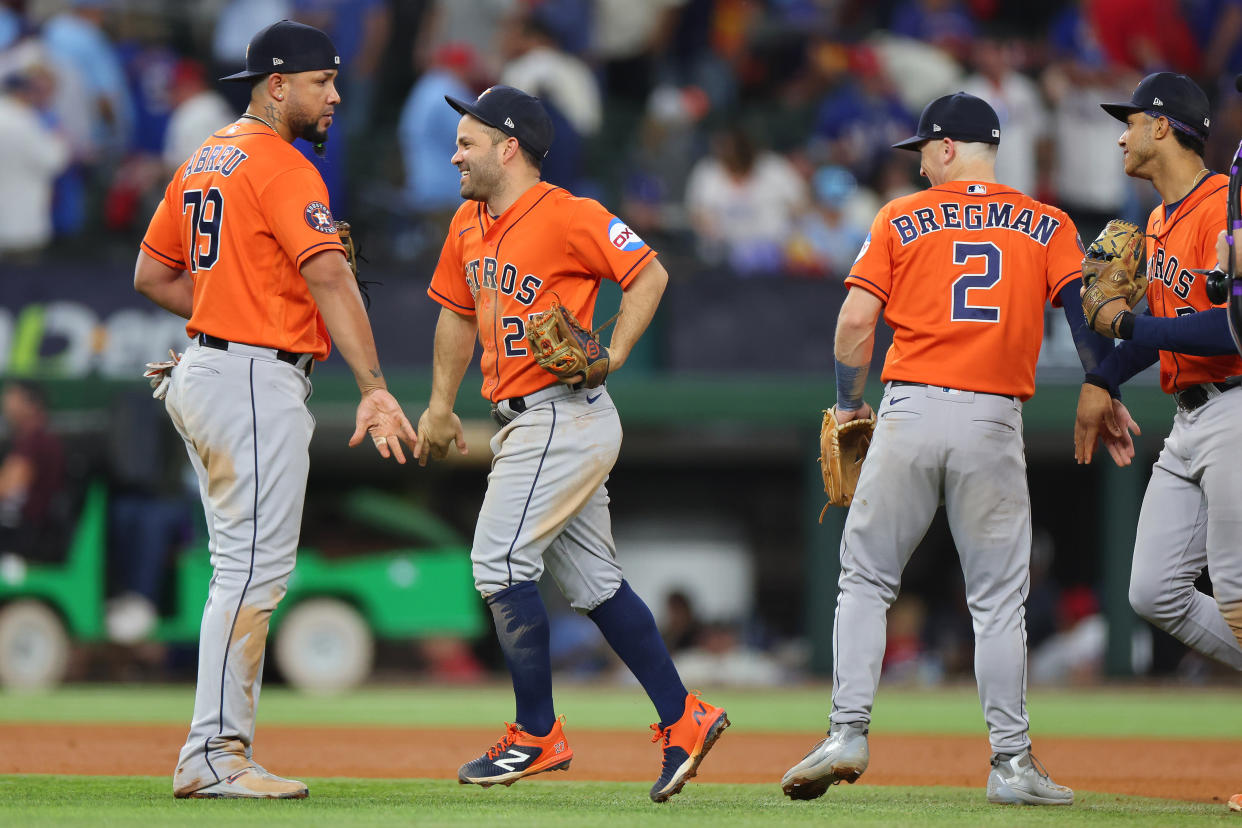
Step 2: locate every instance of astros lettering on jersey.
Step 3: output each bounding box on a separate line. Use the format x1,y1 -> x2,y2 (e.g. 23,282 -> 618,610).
847,180 -> 1083,400
1142,173 -> 1242,390
428,181 -> 654,401
141,119 -> 346,359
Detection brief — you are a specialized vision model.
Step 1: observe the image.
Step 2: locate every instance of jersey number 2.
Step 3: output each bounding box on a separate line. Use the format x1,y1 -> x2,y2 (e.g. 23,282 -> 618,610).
182,187 -> 223,273
950,241 -> 1001,323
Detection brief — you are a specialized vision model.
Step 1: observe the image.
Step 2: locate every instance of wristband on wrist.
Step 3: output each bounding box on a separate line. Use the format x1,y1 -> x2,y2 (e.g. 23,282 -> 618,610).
1115,311 -> 1136,340
834,359 -> 868,411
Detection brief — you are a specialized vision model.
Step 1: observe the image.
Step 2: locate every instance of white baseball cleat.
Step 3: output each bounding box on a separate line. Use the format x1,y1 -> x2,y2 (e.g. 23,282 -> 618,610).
176,765 -> 308,799
781,721 -> 869,800
986,751 -> 1073,806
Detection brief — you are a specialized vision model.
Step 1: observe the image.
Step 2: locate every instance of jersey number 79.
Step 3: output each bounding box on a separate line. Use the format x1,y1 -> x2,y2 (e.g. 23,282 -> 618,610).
183,187 -> 224,273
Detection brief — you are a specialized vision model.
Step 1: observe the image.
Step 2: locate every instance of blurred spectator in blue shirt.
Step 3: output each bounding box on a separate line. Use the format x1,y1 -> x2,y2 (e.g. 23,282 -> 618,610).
42,0 -> 134,154
398,42 -> 476,222
889,0 -> 978,62
293,0 -> 391,141
1182,0 -> 1242,78
811,44 -> 914,184
786,166 -> 872,279
0,3 -> 19,51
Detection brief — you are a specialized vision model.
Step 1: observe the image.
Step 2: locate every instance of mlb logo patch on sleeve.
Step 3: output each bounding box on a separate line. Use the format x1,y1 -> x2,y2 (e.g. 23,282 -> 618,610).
607,217 -> 645,252
305,201 -> 336,233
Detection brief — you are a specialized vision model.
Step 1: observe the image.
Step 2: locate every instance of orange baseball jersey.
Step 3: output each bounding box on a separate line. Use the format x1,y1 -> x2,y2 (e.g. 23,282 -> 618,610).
846,180 -> 1082,401
1142,173 -> 1242,392
140,118 -> 346,359
428,181 -> 656,401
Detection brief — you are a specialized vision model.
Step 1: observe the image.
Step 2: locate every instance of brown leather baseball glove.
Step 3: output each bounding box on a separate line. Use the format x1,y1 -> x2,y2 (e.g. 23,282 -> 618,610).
334,220 -> 376,308
818,407 -> 875,520
525,300 -> 616,389
1081,219 -> 1148,337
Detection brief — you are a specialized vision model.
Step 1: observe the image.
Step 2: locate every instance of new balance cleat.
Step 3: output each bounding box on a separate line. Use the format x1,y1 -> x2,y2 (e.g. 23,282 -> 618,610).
457,717 -> 573,787
175,765 -> 308,799
781,721 -> 869,800
987,751 -> 1073,806
649,691 -> 730,802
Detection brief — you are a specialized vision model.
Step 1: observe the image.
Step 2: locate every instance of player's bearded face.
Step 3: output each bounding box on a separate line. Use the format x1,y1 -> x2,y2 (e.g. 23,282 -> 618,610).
453,123 -> 505,201
288,71 -> 339,157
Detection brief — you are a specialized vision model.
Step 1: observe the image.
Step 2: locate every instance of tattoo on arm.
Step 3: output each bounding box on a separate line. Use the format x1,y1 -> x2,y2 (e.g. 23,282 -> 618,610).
369,368 -> 382,379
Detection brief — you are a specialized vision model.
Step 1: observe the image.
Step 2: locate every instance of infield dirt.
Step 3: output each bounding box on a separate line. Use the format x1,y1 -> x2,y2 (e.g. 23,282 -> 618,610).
3,724 -> 1238,804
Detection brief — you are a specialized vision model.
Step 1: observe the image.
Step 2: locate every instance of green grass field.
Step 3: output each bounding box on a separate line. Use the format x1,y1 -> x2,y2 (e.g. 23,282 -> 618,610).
3,683 -> 1240,826
0,776 -> 1229,827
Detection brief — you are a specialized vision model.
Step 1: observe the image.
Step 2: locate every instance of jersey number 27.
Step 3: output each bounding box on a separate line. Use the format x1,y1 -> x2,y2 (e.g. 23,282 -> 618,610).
950,241 -> 1002,323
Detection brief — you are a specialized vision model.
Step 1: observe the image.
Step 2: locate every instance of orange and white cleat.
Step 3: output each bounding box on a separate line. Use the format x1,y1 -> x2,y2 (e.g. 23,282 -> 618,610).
457,716 -> 573,787
649,691 -> 730,802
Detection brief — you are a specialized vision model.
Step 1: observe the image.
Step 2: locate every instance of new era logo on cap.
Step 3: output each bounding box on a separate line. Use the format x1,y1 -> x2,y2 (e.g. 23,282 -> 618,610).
273,57 -> 283,65
892,92 -> 1001,151
1100,73 -> 1211,140
445,85 -> 555,159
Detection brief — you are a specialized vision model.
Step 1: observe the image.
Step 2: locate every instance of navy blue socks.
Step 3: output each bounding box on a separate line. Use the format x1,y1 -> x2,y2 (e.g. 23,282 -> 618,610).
589,580 -> 688,726
487,581 -> 555,738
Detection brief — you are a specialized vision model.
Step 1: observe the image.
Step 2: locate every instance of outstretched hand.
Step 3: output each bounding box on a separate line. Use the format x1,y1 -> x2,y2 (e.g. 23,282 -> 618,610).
1101,399 -> 1140,467
1074,384 -> 1140,466
348,388 -> 418,463
414,407 -> 468,467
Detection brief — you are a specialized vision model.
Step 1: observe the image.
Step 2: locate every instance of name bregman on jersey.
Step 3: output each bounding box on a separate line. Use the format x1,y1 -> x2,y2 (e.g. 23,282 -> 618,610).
890,201 -> 1061,247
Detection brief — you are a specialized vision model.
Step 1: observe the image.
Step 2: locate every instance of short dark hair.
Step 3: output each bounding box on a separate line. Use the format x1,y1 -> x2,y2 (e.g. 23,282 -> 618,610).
479,122 -> 544,173
1172,126 -> 1205,159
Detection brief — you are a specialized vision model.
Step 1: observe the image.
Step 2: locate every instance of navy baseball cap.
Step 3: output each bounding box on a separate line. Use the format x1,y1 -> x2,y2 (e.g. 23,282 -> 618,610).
446,85 -> 555,159
892,92 -> 1001,151
1100,72 -> 1210,140
220,20 -> 340,82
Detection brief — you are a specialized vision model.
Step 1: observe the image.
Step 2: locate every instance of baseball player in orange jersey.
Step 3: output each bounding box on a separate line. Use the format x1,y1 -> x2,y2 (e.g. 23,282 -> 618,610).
415,85 -> 728,802
1073,73 -> 1242,812
134,21 -> 417,799
781,93 -> 1132,806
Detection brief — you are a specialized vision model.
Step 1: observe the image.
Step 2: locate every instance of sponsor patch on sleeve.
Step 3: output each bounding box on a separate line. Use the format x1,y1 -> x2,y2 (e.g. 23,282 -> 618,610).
304,201 -> 337,233
607,217 -> 645,252
853,232 -> 871,264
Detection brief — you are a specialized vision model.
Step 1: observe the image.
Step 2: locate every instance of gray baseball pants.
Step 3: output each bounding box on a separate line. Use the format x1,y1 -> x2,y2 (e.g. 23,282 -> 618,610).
831,382 -> 1033,755
163,340 -> 314,796
473,383 -> 623,611
1129,386 -> 1242,669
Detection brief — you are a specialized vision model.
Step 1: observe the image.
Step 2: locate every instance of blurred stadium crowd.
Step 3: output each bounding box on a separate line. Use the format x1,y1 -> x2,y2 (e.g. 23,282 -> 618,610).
4,0 -> 1242,277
